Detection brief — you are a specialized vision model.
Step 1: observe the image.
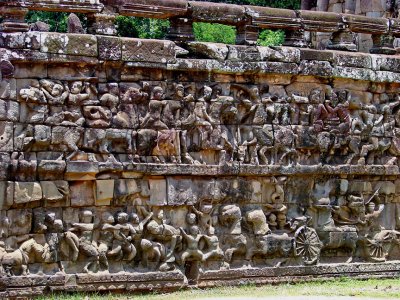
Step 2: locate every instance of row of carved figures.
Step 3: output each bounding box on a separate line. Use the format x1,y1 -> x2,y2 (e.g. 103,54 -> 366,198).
1,193 -> 399,276
10,80 -> 400,165
16,80 -> 400,130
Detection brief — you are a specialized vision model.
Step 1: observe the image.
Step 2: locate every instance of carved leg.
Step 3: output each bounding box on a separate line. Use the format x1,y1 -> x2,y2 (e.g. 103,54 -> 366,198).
126,133 -> 133,153
258,146 -> 269,165
125,245 -> 137,262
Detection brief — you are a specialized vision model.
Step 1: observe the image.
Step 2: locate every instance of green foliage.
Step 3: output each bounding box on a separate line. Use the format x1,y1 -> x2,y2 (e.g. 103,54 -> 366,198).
25,11 -> 87,32
26,11 -> 68,32
193,22 -> 236,44
257,29 -> 285,46
115,16 -> 169,39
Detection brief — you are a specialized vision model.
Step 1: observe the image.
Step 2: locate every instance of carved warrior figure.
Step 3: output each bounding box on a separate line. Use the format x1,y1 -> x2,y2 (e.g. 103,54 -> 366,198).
14,79 -> 400,167
69,210 -> 99,273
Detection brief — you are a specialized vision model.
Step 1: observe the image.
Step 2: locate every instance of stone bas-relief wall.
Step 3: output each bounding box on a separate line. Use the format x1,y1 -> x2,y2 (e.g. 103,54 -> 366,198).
3,30 -> 400,296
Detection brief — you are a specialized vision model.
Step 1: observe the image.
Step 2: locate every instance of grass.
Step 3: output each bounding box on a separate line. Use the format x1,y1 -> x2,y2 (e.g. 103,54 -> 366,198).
36,277 -> 400,299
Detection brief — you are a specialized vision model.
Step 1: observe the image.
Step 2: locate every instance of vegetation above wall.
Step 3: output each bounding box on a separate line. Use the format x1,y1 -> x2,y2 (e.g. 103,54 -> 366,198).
25,0 -> 299,46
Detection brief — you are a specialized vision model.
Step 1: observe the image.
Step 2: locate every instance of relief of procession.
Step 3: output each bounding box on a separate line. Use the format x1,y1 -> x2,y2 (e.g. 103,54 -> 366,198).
11,78 -> 400,166
1,175 -> 400,276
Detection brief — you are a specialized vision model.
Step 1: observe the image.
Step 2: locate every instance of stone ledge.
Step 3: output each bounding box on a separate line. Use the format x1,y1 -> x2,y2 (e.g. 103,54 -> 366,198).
0,262 -> 399,297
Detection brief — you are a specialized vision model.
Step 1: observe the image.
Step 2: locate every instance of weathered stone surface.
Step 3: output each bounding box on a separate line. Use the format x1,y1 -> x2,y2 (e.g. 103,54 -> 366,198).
121,38 -> 177,63
40,33 -> 97,57
41,181 -> 65,202
69,180 -> 95,206
95,180 -> 114,206
2,2 -> 400,296
148,177 -> 167,206
65,162 -> 98,181
188,42 -> 228,60
14,182 -> 42,204
190,1 -> 245,24
0,32 -> 41,50
0,181 -> 14,210
98,36 -> 121,61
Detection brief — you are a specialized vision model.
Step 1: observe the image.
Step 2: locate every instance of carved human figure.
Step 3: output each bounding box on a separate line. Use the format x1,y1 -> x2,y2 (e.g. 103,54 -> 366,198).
100,83 -> 119,114
191,203 -> 215,235
63,81 -> 96,126
264,191 -> 288,230
40,80 -> 69,105
161,84 -> 183,128
145,210 -> 180,271
363,202 -> 385,234
111,211 -> 153,263
43,212 -> 79,271
113,87 -> 142,128
273,96 -> 293,125
141,86 -> 169,130
201,227 -> 224,262
290,94 -> 313,125
182,90 -> 214,148
219,205 -> 242,234
179,225 -> 204,264
0,216 -> 10,240
19,80 -> 48,123
69,210 -> 100,273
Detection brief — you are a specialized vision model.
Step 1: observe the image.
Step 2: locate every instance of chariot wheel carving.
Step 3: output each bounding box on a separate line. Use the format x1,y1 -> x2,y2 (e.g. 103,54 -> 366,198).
294,226 -> 322,265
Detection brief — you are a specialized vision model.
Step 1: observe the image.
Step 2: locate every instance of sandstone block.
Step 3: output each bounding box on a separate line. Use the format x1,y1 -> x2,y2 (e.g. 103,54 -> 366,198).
65,161 -> 98,181
40,32 -> 97,57
121,38 -> 177,64
7,209 -> 32,236
0,32 -> 41,50
70,181 -> 95,207
98,36 -> 121,61
95,180 -> 114,206
188,42 -> 228,61
14,182 -> 42,204
38,160 -> 66,181
0,121 -> 13,151
148,177 -> 167,206
41,181 -> 65,202
0,181 -> 14,210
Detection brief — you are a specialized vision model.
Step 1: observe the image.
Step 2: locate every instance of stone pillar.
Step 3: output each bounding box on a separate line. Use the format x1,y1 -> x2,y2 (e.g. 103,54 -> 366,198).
236,23 -> 259,45
327,29 -> 357,51
87,12 -> 117,36
283,29 -> 309,48
370,33 -> 396,54
166,17 -> 195,44
0,6 -> 29,33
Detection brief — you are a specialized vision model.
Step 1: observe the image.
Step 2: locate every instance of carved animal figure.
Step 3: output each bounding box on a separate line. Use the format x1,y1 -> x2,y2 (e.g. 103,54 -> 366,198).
318,227 -> 358,262
98,129 -> 134,154
245,233 -> 294,262
2,239 -> 50,276
152,129 -> 179,163
51,126 -> 83,160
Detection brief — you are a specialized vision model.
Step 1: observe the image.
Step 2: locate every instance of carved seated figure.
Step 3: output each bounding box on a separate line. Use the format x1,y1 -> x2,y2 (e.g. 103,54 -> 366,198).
201,227 -> 224,262
179,225 -> 204,265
